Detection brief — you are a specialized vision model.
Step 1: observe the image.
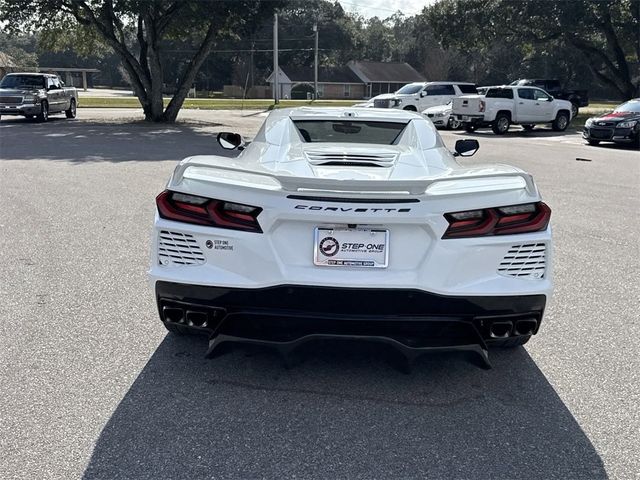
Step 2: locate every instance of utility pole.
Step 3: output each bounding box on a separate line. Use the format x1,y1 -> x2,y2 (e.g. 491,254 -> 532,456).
273,13 -> 279,104
313,22 -> 318,101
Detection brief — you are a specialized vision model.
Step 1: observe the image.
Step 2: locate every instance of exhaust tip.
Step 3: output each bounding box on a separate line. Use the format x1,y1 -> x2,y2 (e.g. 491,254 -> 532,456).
514,319 -> 538,336
186,310 -> 208,327
163,306 -> 184,324
489,321 -> 513,338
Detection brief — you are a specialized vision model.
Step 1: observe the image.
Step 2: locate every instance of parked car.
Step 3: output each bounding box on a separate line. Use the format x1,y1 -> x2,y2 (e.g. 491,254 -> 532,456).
510,79 -> 588,117
452,85 -> 573,134
149,107 -> 553,368
422,101 -> 461,129
583,99 -> 640,147
368,81 -> 477,111
0,72 -> 77,122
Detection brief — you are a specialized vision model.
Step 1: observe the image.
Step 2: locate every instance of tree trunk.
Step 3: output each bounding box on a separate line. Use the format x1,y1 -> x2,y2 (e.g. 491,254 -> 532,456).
162,21 -> 219,122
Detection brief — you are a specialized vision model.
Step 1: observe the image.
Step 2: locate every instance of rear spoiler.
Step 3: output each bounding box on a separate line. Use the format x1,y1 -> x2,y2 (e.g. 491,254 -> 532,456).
171,160 -> 538,197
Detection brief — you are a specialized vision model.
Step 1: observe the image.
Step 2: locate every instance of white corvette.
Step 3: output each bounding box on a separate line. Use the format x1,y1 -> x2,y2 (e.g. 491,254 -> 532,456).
149,107 -> 552,368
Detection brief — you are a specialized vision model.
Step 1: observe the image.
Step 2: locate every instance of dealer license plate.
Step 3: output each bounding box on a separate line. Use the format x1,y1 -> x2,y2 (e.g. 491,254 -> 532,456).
314,227 -> 389,268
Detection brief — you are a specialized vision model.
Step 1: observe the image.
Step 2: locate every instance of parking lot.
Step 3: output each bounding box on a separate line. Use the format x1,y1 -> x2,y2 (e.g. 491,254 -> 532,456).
1,109 -> 638,479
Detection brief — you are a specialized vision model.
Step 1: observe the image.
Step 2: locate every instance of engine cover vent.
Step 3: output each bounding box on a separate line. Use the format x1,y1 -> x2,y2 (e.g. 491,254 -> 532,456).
306,151 -> 397,168
158,230 -> 205,266
498,243 -> 546,279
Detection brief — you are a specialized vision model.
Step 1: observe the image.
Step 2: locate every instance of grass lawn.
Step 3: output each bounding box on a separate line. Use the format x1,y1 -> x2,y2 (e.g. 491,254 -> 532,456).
78,96 -> 361,109
77,95 -> 619,129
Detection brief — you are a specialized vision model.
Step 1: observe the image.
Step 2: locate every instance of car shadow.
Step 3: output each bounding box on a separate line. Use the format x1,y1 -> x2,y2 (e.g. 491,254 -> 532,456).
82,335 -> 607,479
0,119 -> 231,162
450,126 -> 582,138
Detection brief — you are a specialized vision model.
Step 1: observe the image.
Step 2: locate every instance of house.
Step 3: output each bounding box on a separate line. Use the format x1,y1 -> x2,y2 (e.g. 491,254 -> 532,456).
266,65 -> 365,100
348,61 -> 425,97
266,61 -> 425,100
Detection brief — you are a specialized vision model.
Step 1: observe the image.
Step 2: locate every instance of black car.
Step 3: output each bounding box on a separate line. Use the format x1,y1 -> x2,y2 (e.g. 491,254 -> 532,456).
583,99 -> 640,147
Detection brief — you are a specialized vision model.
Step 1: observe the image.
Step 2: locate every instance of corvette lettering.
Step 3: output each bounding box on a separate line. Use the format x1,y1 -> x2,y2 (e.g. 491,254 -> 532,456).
295,205 -> 411,213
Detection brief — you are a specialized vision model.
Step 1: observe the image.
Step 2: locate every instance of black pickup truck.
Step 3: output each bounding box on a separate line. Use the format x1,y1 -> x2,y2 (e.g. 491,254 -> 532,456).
509,79 -> 588,117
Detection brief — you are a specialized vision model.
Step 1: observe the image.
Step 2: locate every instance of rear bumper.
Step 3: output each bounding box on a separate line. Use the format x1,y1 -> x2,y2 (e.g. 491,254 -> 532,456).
156,281 -> 546,351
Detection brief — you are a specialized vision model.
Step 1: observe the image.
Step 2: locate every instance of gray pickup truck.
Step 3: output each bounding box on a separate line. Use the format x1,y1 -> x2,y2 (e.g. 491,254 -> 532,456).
0,72 -> 78,122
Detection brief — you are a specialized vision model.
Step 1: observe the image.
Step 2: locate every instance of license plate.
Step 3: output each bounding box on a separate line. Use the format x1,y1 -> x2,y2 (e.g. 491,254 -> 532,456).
461,116 -> 470,121
314,227 -> 389,268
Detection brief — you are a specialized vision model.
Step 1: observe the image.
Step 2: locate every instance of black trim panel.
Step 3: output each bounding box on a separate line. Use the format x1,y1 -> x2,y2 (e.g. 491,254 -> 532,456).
287,195 -> 419,204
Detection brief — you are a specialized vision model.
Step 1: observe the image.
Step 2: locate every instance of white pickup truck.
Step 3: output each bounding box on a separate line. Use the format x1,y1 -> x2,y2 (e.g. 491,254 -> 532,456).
452,85 -> 573,134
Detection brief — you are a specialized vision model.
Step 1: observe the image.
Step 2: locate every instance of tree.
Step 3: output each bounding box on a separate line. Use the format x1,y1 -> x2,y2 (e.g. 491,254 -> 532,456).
425,0 -> 639,99
0,1 -> 283,122
0,32 -> 38,69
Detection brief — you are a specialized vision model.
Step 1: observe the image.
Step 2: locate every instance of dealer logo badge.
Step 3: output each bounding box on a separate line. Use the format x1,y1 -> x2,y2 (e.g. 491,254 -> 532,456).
319,236 -> 339,257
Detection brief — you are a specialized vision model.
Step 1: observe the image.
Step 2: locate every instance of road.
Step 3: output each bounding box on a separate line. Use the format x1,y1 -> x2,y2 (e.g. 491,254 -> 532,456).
1,109 -> 638,480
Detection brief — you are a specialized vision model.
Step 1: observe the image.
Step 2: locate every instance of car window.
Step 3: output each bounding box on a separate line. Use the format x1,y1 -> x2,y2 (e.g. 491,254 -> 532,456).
0,75 -> 46,89
533,89 -> 551,101
518,88 -> 535,100
396,84 -> 424,95
293,120 -> 407,145
426,84 -> 455,95
613,100 -> 640,113
457,84 -> 478,94
486,88 -> 514,99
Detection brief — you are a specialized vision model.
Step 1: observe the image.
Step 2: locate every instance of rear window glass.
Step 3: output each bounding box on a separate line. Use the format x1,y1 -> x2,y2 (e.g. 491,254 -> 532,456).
294,120 -> 407,144
486,88 -> 514,99
457,84 -> 478,94
518,88 -> 535,100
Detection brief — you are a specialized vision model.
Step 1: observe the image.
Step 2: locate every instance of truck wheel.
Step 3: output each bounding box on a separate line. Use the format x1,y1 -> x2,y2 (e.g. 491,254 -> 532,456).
522,124 -> 535,131
403,105 -> 417,112
571,103 -> 579,118
488,336 -> 531,348
37,101 -> 49,122
492,114 -> 510,135
464,123 -> 477,132
552,112 -> 570,131
65,98 -> 77,119
587,139 -> 600,146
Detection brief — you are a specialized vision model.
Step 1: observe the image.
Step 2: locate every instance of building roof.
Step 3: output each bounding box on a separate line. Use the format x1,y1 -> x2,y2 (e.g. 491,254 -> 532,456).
348,61 -> 425,83
280,65 -> 362,84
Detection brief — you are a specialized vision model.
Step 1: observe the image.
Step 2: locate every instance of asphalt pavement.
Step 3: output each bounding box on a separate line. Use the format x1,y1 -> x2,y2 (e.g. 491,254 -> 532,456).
0,109 -> 638,479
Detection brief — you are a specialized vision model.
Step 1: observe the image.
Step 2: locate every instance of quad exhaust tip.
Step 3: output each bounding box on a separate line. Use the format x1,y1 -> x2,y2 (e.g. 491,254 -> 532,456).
162,304 -> 227,330
489,321 -> 513,338
514,319 -> 538,336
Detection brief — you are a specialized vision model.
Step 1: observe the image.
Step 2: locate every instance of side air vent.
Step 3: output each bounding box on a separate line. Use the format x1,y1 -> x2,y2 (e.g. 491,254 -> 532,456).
158,230 -> 205,266
498,243 -> 546,279
306,151 -> 397,168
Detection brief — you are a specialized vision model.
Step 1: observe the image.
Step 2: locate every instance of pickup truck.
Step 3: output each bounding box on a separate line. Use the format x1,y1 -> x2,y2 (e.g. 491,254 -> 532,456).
510,79 -> 588,116
0,72 -> 78,122
452,85 -> 573,134
367,81 -> 478,112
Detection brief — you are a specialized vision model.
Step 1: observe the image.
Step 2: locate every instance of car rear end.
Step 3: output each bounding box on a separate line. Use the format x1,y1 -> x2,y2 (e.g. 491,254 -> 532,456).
452,95 -> 486,126
149,166 -> 552,362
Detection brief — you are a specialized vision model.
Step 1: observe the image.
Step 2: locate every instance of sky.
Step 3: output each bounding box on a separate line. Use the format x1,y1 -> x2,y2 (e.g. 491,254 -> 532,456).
337,0 -> 435,18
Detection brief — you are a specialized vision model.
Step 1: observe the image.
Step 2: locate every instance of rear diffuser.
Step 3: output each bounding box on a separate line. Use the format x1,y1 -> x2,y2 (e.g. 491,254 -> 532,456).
205,332 -> 492,371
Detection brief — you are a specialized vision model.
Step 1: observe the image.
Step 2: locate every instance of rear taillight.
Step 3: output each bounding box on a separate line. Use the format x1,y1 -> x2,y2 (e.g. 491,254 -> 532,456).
479,100 -> 485,113
156,190 -> 262,233
443,202 -> 550,239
